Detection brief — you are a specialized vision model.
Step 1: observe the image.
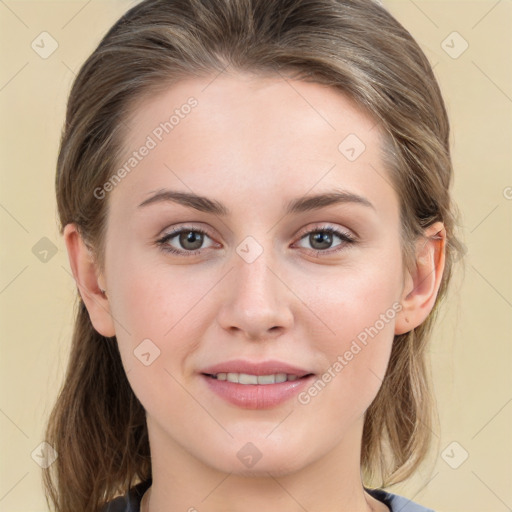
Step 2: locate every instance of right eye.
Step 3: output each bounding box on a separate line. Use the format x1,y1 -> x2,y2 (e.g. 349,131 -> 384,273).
156,227 -> 219,256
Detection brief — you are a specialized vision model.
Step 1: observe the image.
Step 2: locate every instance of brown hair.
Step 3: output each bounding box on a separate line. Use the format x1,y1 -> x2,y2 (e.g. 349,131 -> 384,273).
45,0 -> 464,510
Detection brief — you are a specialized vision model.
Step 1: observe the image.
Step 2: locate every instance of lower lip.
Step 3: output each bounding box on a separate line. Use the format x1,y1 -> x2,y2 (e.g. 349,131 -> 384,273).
201,374 -> 315,409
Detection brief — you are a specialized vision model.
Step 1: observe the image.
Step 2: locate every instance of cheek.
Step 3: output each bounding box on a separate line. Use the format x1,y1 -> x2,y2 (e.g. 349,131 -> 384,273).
106,248 -> 221,380
106,260 -> 212,418
299,252 -> 403,412
312,254 -> 402,347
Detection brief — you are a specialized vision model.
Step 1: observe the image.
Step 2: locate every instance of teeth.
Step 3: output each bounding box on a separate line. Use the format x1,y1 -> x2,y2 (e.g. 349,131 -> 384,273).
275,373 -> 287,383
258,374 -> 275,384
239,373 -> 258,384
212,372 -> 301,384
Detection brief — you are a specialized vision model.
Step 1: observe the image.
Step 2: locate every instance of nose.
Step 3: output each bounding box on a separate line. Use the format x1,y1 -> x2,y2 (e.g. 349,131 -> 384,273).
216,250 -> 294,341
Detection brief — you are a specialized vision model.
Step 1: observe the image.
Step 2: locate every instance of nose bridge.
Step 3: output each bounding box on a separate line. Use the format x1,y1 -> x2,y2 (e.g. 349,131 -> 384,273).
217,239 -> 293,338
236,249 -> 278,305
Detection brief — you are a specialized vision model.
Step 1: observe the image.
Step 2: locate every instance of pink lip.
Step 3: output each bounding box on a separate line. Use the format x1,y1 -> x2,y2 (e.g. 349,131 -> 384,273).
200,359 -> 315,410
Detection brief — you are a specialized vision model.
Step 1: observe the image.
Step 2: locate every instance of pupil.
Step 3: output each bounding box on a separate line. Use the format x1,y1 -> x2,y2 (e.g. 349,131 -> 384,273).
311,231 -> 332,250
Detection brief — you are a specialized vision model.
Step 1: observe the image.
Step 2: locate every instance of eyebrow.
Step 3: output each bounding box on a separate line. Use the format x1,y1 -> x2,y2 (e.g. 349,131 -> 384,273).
138,188 -> 375,215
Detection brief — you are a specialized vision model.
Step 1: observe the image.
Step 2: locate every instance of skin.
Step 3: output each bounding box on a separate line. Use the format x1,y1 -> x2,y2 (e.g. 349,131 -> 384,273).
64,72 -> 446,512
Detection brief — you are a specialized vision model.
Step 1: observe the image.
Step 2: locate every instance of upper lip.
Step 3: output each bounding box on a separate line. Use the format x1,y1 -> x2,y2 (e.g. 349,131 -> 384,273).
200,359 -> 313,377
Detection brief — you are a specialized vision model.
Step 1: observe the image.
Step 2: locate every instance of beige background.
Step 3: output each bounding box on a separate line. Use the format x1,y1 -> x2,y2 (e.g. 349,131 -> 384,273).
1,0 -> 511,510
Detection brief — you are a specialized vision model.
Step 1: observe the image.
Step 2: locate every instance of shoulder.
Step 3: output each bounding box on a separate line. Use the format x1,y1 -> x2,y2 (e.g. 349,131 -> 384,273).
101,480 -> 152,512
367,488 -> 436,512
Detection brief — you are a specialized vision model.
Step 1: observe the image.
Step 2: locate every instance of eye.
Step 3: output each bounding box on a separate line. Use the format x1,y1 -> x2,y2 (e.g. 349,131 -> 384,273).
156,227 -> 218,256
293,225 -> 356,256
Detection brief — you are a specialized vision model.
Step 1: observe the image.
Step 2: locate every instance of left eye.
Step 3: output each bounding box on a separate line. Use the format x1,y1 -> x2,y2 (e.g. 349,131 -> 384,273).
294,227 -> 355,253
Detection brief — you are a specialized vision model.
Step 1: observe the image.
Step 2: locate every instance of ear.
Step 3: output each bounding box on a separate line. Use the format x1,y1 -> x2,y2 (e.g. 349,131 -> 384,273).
63,223 -> 116,337
395,221 -> 446,335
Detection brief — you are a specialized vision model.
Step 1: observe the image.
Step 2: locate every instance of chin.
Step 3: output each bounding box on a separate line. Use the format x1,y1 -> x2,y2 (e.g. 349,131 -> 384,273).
204,437 -> 316,477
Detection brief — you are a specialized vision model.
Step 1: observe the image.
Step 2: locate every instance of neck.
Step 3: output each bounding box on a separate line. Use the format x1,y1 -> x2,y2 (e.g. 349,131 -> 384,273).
142,416 -> 384,512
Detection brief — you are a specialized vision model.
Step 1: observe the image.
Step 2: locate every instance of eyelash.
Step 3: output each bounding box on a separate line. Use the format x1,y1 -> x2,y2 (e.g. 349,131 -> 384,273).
155,224 -> 356,258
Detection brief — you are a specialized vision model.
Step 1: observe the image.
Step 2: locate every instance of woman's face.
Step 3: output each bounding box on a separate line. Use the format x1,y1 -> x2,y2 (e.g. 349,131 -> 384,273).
102,73 -> 407,476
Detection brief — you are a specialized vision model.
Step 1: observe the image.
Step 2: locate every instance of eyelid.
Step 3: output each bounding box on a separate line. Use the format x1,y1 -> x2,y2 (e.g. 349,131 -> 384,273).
295,223 -> 355,241
158,224 -> 214,240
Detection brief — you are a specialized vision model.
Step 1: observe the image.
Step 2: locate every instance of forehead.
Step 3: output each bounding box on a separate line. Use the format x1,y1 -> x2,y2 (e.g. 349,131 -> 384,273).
123,72 -> 379,151
111,72 -> 397,222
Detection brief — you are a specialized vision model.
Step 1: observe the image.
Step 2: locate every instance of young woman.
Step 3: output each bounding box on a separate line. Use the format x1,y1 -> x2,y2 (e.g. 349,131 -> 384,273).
43,0 -> 463,511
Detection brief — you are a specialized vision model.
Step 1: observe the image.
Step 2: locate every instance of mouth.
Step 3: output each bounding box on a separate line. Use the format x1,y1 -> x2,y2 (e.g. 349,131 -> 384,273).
203,372 -> 313,384
199,360 -> 316,409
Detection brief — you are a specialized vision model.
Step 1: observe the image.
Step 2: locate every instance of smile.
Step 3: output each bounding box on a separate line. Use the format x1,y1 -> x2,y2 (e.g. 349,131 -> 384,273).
199,360 -> 316,409
207,372 -> 303,384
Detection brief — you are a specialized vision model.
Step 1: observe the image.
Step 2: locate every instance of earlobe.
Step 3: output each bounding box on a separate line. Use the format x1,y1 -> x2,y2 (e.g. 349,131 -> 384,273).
63,223 -> 116,337
395,222 -> 446,335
